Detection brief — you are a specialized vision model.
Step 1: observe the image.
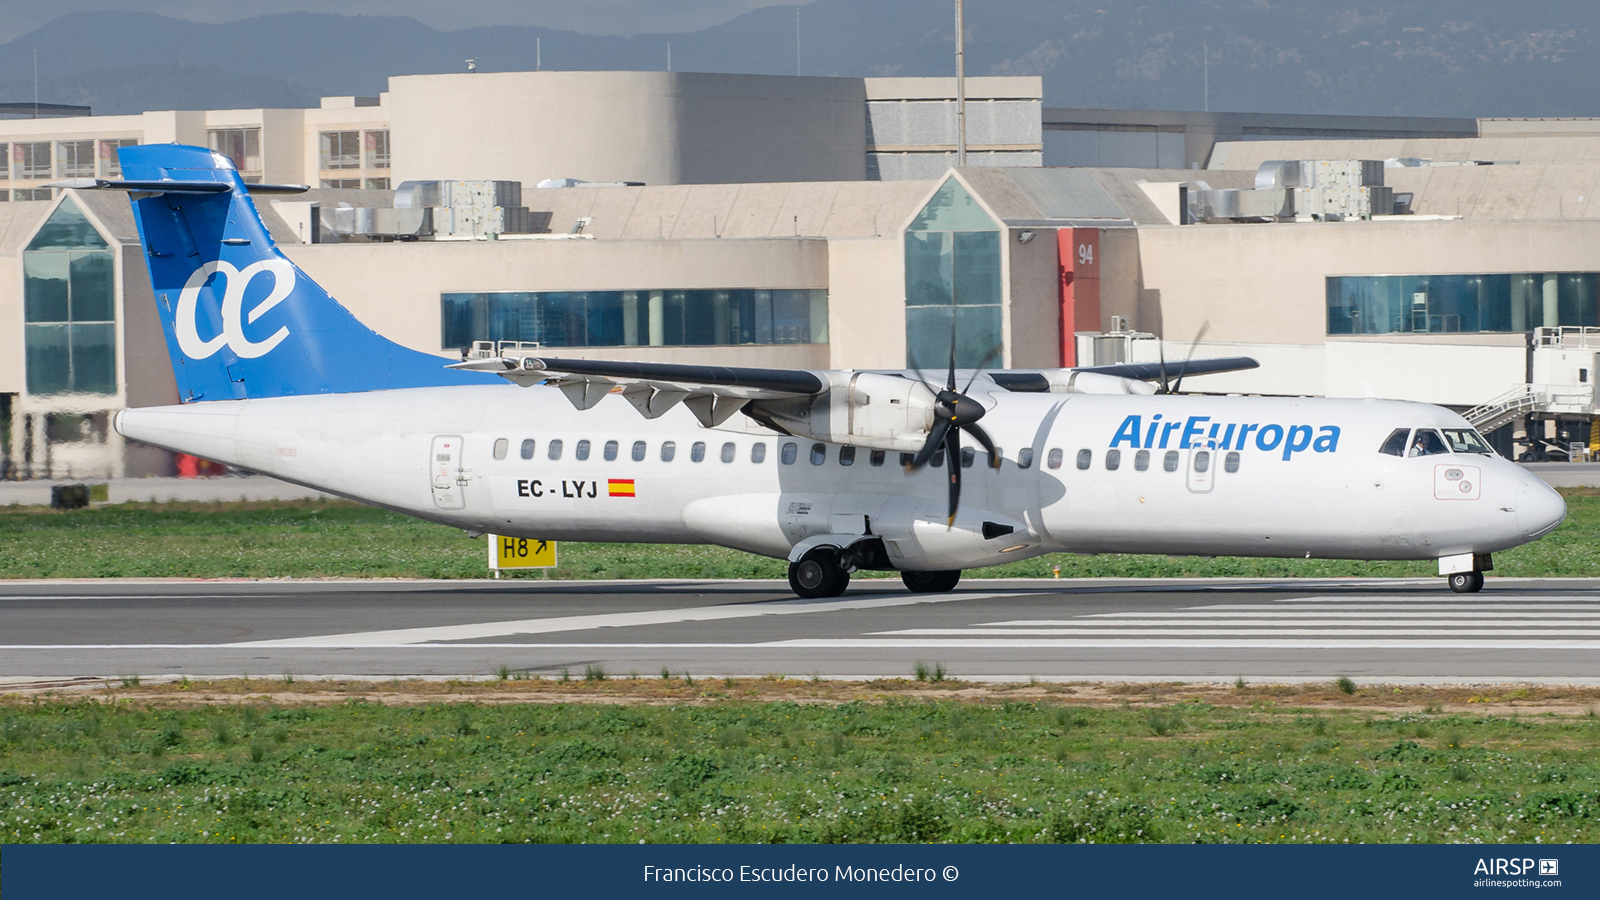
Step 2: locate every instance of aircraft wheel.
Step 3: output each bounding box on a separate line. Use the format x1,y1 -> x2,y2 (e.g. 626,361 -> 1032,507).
1448,571 -> 1484,594
901,569 -> 961,593
790,550 -> 849,599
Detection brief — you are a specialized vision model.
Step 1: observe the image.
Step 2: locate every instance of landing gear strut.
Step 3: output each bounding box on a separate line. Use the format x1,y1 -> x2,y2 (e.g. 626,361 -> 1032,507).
789,548 -> 850,599
1447,571 -> 1485,594
901,570 -> 961,593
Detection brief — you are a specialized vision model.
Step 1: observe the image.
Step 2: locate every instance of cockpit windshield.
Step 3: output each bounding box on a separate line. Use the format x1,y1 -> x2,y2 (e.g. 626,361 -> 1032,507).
1408,429 -> 1450,457
1440,428 -> 1495,456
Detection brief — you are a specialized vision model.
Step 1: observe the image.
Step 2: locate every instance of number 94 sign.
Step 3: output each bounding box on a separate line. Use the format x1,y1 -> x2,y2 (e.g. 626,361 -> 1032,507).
490,535 -> 557,574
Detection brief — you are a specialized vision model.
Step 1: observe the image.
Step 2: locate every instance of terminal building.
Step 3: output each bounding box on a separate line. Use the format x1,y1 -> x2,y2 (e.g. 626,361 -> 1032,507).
2,69 -> 1599,479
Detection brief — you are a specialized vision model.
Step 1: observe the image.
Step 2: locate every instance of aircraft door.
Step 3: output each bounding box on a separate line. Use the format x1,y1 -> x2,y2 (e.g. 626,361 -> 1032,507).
430,434 -> 467,510
1186,448 -> 1215,494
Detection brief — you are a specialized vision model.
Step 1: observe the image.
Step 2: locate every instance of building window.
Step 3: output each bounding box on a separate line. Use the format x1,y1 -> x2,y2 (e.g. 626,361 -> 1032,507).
320,131 -> 361,170
56,140 -> 95,178
440,289 -> 829,350
0,143 -> 7,179
98,139 -> 138,177
1327,273 -> 1600,334
208,128 -> 261,173
22,198 -> 116,396
365,178 -> 390,190
904,177 -> 1003,369
366,130 -> 390,169
11,188 -> 51,201
320,179 -> 361,189
14,142 -> 51,179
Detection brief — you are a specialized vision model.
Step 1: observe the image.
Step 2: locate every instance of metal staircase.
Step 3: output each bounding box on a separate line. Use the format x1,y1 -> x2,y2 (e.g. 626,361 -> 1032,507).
1464,385 -> 1539,433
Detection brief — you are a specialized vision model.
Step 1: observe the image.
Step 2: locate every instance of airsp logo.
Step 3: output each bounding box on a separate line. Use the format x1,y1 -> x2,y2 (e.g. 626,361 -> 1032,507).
175,259 -> 295,360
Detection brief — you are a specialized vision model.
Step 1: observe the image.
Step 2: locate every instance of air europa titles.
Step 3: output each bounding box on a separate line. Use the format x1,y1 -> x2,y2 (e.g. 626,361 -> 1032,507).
1109,414 -> 1341,461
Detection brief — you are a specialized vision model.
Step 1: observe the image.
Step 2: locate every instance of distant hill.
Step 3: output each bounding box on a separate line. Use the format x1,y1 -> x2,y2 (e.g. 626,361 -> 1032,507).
0,64 -> 320,116
4,1 -> 1600,117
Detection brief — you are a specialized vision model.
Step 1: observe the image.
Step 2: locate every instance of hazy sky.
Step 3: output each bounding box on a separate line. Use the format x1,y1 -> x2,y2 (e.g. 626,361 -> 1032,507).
3,0 -> 817,42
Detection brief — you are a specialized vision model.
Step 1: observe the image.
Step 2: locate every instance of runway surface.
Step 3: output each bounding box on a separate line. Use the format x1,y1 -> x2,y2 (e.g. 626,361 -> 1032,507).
4,577 -> 1600,683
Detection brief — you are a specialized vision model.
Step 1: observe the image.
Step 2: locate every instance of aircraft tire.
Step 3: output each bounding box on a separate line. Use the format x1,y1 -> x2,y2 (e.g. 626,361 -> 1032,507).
1447,571 -> 1484,594
790,551 -> 849,599
901,569 -> 961,593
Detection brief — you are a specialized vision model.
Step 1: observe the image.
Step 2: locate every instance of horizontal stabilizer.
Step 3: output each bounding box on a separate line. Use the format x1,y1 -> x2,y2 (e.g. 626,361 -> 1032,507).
1079,356 -> 1260,382
46,177 -> 308,195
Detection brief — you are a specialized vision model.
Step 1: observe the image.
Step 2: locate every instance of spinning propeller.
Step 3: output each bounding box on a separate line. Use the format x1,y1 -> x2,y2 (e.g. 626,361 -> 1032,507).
1157,321 -> 1211,394
905,324 -> 1001,527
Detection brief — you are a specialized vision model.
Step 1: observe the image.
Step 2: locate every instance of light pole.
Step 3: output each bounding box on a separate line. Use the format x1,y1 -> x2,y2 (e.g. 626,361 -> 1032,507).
955,0 -> 967,167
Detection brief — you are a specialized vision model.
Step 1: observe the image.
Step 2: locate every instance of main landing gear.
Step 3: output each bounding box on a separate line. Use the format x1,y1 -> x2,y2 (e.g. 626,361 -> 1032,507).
789,548 -> 850,599
1447,571 -> 1485,594
901,570 -> 961,593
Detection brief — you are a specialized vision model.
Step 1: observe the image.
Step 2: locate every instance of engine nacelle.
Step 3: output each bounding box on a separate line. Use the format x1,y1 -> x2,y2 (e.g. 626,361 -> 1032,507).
748,372 -> 937,452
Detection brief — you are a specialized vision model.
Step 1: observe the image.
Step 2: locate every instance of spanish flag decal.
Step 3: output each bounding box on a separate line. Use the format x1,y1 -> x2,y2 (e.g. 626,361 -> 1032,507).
607,479 -> 636,497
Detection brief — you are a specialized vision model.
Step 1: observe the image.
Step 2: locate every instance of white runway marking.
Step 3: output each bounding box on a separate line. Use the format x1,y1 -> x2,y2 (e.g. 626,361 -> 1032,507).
229,591 -> 1022,648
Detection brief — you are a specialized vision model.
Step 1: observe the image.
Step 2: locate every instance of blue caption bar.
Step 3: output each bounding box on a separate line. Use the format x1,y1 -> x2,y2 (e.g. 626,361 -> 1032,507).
5,843 -> 1592,898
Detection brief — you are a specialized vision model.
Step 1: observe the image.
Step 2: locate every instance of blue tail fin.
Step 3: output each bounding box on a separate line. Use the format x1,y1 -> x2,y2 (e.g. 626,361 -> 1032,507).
117,143 -> 497,401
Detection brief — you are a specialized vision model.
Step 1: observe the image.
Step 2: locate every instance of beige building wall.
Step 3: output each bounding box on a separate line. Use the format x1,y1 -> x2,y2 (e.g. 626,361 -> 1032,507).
386,71 -> 866,189
1004,226 -> 1062,368
1133,218 -> 1600,400
824,237 -> 904,369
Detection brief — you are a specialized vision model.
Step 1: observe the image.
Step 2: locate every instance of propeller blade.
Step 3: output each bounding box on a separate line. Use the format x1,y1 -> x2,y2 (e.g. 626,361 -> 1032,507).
1170,320 -> 1212,395
946,312 -> 958,393
960,343 -> 1002,394
1157,339 -> 1170,394
966,421 -> 1000,468
908,417 -> 952,469
945,423 -> 962,526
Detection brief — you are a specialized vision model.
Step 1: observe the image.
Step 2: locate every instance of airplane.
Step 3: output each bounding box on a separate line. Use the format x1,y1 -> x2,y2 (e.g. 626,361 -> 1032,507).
54,144 -> 1568,599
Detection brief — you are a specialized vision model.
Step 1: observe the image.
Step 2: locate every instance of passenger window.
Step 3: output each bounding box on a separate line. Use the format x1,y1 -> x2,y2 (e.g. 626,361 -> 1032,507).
1409,429 -> 1449,457
493,438 -> 508,460
521,439 -> 537,460
604,440 -> 619,461
781,442 -> 798,465
1224,451 -> 1240,473
751,443 -> 767,463
1378,428 -> 1409,457
575,440 -> 590,461
660,441 -> 676,462
900,452 -> 914,467
1134,449 -> 1150,471
632,441 -> 647,461
1163,450 -> 1180,472
869,449 -> 886,467
1075,449 -> 1092,470
1105,449 -> 1121,471
691,441 -> 706,462
721,442 -> 736,463
840,446 -> 856,466
810,443 -> 827,465
1047,448 -> 1063,469
1194,450 -> 1211,473
931,447 -> 945,468
960,447 -> 975,468
547,439 -> 563,460
1018,447 -> 1034,469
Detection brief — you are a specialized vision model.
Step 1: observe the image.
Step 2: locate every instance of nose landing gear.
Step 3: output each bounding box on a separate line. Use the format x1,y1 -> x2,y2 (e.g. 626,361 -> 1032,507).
1447,570 -> 1485,593
1442,552 -> 1491,594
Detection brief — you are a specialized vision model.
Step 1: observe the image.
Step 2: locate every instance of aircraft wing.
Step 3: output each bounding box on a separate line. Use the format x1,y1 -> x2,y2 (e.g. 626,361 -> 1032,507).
1075,356 -> 1260,382
447,355 -> 824,426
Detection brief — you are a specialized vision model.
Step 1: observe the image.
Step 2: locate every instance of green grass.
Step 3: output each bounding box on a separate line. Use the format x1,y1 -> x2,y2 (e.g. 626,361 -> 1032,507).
0,697 -> 1595,843
1,488 -> 1598,580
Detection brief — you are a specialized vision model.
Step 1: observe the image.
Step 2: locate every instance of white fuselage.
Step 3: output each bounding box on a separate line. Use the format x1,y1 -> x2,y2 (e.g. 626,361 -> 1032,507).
114,381 -> 1566,571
